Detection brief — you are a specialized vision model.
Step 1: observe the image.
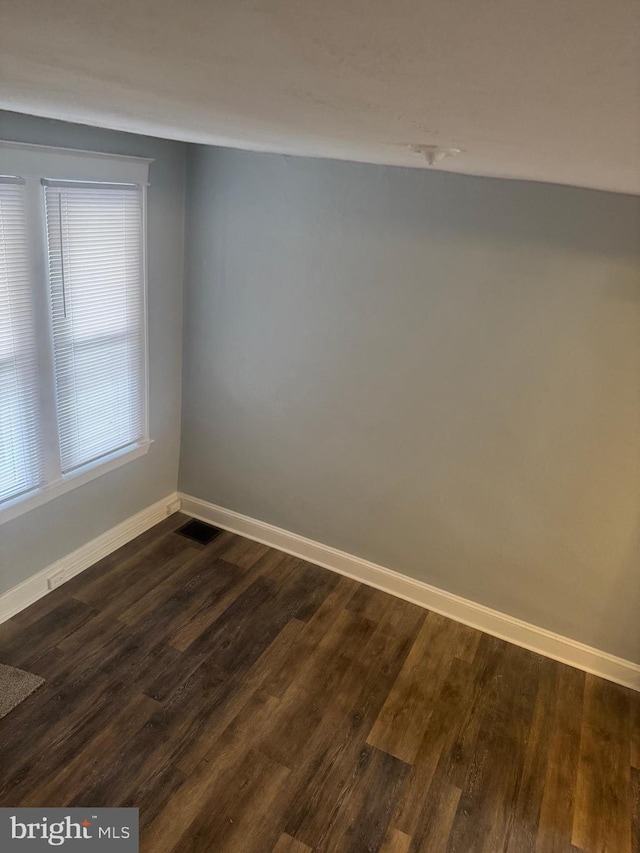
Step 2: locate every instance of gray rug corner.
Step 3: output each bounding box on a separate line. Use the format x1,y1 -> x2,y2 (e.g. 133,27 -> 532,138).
0,663 -> 45,720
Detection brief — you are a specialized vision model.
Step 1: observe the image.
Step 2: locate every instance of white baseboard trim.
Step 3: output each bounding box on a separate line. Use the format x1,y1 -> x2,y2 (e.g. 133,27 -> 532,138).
179,492 -> 640,692
0,492 -> 180,625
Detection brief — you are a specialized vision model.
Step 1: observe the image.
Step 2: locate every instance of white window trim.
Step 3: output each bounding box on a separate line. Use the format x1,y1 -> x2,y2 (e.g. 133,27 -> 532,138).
0,441 -> 153,526
0,140 -> 154,526
0,140 -> 152,184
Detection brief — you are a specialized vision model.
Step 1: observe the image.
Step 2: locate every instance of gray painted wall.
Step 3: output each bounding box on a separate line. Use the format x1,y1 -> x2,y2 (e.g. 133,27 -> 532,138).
180,146 -> 640,662
0,111 -> 185,595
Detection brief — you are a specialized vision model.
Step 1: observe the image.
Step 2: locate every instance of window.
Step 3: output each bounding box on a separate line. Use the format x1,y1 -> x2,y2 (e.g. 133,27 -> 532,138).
0,178 -> 43,502
0,142 -> 152,524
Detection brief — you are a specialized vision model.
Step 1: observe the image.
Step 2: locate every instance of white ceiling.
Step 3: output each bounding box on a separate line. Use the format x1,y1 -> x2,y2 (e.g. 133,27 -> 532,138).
1,0 -> 639,194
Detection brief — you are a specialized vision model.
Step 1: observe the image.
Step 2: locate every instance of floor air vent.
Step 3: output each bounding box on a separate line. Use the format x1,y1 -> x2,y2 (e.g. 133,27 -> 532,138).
176,519 -> 223,545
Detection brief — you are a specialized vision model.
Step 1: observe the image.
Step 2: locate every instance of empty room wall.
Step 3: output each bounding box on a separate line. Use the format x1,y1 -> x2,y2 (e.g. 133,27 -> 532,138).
180,146 -> 640,662
0,111 -> 186,595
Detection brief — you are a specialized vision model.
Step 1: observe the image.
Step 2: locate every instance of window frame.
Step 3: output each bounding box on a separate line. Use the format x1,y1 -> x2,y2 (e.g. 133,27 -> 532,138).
0,140 -> 153,526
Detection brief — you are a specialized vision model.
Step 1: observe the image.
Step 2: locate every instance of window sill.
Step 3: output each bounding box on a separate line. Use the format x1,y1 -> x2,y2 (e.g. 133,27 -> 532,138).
0,439 -> 153,527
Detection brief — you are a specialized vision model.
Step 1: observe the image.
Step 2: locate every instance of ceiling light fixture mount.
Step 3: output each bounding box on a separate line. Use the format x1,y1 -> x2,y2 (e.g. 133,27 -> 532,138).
410,145 -> 462,166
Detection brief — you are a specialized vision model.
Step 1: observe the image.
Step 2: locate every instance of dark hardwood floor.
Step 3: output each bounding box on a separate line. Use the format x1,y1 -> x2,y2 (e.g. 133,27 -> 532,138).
0,512 -> 638,852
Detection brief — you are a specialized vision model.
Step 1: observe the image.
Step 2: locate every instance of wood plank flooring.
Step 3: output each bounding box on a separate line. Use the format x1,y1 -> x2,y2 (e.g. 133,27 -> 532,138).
0,512 -> 638,852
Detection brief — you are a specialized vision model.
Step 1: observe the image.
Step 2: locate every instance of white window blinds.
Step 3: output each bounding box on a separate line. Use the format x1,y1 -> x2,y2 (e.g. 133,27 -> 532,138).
44,181 -> 145,472
0,142 -> 150,523
0,178 -> 43,502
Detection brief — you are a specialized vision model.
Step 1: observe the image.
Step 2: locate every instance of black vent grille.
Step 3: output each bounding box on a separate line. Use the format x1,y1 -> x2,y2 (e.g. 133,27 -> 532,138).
176,519 -> 223,545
